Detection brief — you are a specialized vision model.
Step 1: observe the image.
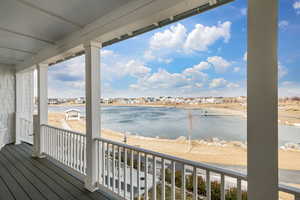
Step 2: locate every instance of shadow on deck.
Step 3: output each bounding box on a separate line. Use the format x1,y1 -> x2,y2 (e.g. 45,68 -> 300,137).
0,143 -> 110,200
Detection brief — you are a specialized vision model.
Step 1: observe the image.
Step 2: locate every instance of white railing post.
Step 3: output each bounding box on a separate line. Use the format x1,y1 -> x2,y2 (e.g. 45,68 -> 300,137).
33,63 -> 48,158
247,0 -> 278,199
84,40 -> 101,192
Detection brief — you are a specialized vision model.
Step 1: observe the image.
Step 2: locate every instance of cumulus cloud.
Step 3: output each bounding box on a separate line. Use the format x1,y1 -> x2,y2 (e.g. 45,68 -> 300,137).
183,61 -> 210,75
184,21 -> 231,52
279,20 -> 289,29
207,56 -> 231,73
293,1 -> 300,14
209,78 -> 227,88
145,21 -> 232,60
122,60 -> 151,78
233,67 -> 240,72
279,63 -> 288,79
149,23 -> 187,50
209,78 -> 239,89
240,8 -> 247,16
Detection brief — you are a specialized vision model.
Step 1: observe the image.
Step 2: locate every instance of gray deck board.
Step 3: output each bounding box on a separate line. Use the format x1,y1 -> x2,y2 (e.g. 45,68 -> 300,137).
0,143 -> 111,200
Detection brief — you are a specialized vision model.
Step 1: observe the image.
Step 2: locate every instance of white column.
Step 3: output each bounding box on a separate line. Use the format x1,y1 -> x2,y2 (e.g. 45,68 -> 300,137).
32,63 -> 48,158
247,0 -> 278,199
15,72 -> 23,145
84,40 -> 101,192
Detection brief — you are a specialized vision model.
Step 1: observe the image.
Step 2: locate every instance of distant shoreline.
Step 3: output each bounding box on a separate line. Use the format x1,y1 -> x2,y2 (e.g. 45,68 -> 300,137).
49,102 -> 300,127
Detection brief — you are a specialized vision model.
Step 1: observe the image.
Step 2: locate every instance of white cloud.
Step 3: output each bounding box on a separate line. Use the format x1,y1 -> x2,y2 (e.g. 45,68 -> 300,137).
293,1 -> 300,14
195,83 -> 204,88
226,82 -> 240,88
279,20 -> 289,29
240,8 -> 247,16
145,21 -> 232,60
101,49 -> 114,57
123,60 -> 151,78
183,61 -> 210,75
150,23 -> 187,50
243,52 -> 247,61
279,63 -> 288,79
209,78 -> 228,88
233,67 -> 240,72
184,21 -> 231,52
207,56 -> 231,73
209,78 -> 239,89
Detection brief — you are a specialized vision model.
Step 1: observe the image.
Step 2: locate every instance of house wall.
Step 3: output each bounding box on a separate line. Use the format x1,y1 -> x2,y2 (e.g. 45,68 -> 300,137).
0,65 -> 15,149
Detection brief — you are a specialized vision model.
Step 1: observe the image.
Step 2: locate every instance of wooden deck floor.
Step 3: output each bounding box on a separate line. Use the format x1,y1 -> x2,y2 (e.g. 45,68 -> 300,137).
0,143 -> 111,200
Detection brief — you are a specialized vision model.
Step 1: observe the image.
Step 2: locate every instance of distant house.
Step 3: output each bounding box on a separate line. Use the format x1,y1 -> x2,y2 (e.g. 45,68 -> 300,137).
65,109 -> 81,121
48,98 -> 59,104
75,97 -> 85,104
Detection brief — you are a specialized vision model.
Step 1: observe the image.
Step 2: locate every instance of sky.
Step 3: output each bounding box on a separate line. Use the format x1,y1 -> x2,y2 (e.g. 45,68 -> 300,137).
47,0 -> 300,98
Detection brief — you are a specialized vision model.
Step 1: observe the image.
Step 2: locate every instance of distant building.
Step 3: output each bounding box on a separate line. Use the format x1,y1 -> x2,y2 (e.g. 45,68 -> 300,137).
65,109 -> 81,121
48,98 -> 60,104
75,97 -> 85,104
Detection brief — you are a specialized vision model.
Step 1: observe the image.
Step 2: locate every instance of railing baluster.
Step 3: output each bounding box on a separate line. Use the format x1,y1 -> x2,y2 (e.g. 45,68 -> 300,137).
80,135 -> 83,173
118,146 -> 121,195
83,136 -> 85,174
153,156 -> 157,200
162,158 -> 165,200
124,148 -> 127,198
237,178 -> 242,200
171,161 -> 175,200
130,150 -> 134,200
76,134 -> 79,170
137,152 -> 141,200
181,164 -> 186,200
112,145 -> 115,192
221,174 -> 225,200
56,129 -> 58,160
97,140 -> 100,183
206,170 -> 211,200
145,154 -> 148,200
107,143 -> 111,189
62,131 -> 65,164
102,141 -> 105,186
193,167 -> 197,200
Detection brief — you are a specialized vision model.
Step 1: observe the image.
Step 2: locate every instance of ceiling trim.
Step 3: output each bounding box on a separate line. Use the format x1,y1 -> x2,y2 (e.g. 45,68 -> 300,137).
14,0 -> 84,29
0,27 -> 55,45
0,46 -> 36,54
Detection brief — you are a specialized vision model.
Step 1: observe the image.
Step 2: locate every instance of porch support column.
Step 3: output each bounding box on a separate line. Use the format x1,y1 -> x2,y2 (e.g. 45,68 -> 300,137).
33,63 -> 48,158
247,0 -> 278,199
84,40 -> 101,192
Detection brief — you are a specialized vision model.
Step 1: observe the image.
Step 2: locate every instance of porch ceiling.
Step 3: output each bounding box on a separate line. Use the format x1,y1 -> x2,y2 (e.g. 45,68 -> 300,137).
0,0 -> 135,66
0,0 -> 233,70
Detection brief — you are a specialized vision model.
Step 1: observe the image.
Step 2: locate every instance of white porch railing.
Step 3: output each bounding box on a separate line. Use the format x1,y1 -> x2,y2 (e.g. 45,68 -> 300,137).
40,125 -> 300,200
41,124 -> 86,175
18,117 -> 33,144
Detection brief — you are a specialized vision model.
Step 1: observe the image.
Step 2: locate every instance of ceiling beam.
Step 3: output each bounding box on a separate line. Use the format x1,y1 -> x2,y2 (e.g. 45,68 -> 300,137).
0,27 -> 55,45
14,0 -> 84,29
0,55 -> 24,62
0,46 -> 36,54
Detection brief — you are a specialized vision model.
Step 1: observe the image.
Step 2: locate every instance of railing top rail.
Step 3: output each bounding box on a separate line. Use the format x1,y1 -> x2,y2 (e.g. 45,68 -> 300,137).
279,184 -> 300,195
94,136 -> 247,180
41,124 -> 86,137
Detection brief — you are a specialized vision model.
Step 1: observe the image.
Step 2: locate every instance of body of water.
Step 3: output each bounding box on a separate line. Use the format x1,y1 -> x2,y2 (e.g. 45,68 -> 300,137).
49,105 -> 300,146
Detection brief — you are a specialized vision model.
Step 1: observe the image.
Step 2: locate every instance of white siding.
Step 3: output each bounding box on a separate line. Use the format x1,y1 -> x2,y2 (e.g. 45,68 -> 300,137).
0,65 -> 15,149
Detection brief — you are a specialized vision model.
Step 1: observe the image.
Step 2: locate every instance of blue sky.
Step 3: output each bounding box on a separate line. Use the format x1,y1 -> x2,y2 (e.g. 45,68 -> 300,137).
48,0 -> 300,98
